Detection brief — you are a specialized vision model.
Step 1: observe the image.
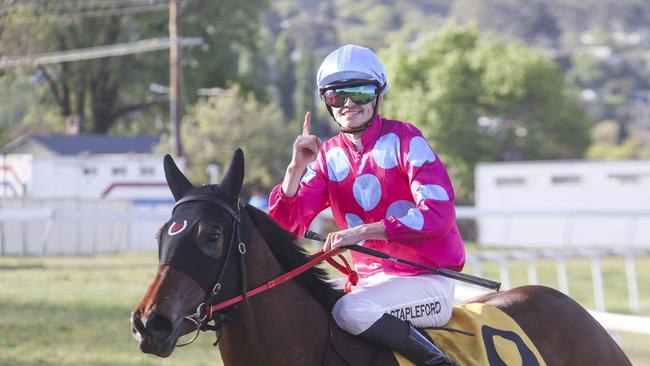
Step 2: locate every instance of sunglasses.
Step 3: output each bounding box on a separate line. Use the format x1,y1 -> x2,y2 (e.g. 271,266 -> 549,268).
320,83 -> 380,108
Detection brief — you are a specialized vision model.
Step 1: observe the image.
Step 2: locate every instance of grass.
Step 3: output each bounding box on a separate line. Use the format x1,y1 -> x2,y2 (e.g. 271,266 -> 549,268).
0,252 -> 220,366
1,248 -> 649,365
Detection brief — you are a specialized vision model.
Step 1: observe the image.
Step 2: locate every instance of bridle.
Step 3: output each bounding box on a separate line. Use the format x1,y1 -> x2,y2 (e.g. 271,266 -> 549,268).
171,192 -> 249,347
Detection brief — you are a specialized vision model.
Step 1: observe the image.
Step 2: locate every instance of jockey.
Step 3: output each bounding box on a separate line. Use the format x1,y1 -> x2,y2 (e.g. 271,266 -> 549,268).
269,44 -> 465,366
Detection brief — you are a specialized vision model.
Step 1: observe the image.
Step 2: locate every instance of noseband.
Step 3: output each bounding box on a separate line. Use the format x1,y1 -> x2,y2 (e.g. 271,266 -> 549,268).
171,193 -> 250,347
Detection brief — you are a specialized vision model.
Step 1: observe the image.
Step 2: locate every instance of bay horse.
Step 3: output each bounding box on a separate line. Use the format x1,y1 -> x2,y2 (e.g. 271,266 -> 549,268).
131,149 -> 632,366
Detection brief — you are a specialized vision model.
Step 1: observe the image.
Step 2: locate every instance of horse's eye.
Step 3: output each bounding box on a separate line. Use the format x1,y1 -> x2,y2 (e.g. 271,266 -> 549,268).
195,221 -> 224,257
204,226 -> 222,244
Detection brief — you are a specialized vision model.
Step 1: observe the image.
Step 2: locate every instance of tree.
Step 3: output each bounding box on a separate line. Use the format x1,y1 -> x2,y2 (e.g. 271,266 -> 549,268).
0,0 -> 268,134
177,85 -> 293,192
522,2 -> 561,47
381,25 -> 590,202
293,44 -> 321,131
274,30 -> 296,119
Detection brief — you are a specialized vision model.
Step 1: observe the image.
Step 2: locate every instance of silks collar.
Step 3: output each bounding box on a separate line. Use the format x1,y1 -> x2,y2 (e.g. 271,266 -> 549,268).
339,113 -> 383,153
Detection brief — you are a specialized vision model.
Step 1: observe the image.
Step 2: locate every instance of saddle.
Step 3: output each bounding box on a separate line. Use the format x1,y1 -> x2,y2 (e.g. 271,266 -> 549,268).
394,303 -> 547,366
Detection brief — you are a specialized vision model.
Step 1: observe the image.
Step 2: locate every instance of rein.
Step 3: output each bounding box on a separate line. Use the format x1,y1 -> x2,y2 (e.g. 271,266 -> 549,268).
204,247 -> 354,315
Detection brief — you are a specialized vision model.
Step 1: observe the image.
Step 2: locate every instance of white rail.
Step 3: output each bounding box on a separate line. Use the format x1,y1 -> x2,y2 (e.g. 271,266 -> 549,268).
466,248 -> 650,314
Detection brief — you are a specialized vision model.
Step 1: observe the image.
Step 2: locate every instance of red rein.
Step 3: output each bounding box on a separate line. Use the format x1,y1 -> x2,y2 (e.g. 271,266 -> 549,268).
206,248 -> 358,316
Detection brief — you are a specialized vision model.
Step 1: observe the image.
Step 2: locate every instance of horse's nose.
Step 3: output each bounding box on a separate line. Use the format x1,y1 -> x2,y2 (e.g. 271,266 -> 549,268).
144,312 -> 174,337
131,311 -> 175,355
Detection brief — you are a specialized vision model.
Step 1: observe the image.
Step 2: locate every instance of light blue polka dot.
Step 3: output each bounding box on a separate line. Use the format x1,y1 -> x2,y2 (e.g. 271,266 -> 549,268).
385,200 -> 424,230
408,136 -> 436,167
326,147 -> 350,182
372,133 -> 400,169
345,213 -> 366,246
415,184 -> 449,204
301,163 -> 317,184
353,174 -> 382,211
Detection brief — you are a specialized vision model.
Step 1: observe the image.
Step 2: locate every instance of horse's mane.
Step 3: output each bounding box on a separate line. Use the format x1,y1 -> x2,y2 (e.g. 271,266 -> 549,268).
244,204 -> 343,310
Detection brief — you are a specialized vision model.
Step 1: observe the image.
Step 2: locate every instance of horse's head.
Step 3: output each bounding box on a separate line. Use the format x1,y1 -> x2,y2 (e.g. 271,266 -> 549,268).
131,149 -> 246,357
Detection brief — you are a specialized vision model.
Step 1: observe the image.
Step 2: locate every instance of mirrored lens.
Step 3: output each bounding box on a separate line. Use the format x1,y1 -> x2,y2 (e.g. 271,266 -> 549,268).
323,85 -> 378,108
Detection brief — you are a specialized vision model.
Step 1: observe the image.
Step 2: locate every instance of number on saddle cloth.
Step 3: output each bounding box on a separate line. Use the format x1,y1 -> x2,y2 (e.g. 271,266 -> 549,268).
393,303 -> 547,366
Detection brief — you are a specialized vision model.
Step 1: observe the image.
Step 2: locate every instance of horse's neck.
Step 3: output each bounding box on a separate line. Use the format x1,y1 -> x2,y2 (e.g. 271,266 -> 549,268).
217,229 -> 331,366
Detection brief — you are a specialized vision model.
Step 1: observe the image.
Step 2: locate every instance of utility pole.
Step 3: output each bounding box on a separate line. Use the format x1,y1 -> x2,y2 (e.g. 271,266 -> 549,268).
169,0 -> 183,157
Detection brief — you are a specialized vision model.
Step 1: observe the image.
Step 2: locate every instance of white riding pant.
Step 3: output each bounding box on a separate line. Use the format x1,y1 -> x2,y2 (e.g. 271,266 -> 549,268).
330,273 -> 455,335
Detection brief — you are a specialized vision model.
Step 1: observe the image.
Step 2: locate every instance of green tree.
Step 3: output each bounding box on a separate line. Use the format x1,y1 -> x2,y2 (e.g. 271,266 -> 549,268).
0,0 -> 268,134
382,25 -> 590,202
293,45 -> 323,133
274,31 -> 296,119
178,85 -> 293,192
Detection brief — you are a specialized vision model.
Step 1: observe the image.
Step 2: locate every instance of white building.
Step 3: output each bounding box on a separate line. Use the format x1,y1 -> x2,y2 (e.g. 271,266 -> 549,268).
0,134 -> 178,254
1,134 -> 172,199
475,160 -> 650,248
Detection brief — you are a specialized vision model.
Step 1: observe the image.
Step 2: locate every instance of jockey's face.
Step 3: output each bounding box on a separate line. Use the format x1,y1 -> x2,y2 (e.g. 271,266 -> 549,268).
332,95 -> 381,131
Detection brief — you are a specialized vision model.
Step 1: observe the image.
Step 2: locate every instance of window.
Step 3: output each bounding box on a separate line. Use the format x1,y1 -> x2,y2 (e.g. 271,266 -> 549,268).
112,167 -> 127,176
83,167 -> 97,176
551,175 -> 582,185
495,177 -> 525,186
140,166 -> 155,176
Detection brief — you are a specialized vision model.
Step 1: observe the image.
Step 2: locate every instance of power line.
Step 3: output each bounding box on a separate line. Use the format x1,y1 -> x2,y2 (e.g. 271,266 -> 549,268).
0,37 -> 203,68
13,0 -> 168,12
11,3 -> 170,22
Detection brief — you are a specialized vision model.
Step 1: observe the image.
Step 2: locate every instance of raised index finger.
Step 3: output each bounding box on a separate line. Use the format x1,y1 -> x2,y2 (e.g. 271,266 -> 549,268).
302,111 -> 311,136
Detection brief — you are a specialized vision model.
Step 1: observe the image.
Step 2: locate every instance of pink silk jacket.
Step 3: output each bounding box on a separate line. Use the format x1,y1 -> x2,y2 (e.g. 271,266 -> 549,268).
269,115 -> 465,277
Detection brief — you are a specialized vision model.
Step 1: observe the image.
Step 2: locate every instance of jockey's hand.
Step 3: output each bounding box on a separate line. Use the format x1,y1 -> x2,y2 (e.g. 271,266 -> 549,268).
323,227 -> 364,252
322,222 -> 387,252
290,111 -> 322,171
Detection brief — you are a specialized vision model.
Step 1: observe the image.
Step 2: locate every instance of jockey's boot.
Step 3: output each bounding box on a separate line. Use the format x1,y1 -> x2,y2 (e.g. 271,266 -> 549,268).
359,314 -> 457,366
399,324 -> 458,366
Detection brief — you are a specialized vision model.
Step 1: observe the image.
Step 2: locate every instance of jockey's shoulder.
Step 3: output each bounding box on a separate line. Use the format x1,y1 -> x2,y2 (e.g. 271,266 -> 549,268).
381,118 -> 425,138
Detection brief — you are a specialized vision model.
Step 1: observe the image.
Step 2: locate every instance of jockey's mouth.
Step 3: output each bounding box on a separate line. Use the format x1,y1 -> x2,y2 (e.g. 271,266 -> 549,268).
341,108 -> 363,115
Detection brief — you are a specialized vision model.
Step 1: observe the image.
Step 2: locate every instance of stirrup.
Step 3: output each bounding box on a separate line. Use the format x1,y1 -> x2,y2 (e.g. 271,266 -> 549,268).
399,325 -> 458,366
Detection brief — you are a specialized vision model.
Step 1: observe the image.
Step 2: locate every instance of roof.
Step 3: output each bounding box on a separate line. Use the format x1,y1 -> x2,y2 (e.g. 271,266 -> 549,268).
1,134 -> 161,155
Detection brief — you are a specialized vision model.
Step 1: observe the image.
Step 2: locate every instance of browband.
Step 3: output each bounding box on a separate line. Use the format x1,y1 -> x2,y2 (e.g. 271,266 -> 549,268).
174,194 -> 240,222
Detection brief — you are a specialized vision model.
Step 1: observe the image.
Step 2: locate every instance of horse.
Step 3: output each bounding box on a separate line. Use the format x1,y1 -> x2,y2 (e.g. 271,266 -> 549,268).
131,149 -> 632,366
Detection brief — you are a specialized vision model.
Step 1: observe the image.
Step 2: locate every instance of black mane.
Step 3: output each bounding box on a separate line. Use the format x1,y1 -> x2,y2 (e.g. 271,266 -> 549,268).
244,204 -> 343,310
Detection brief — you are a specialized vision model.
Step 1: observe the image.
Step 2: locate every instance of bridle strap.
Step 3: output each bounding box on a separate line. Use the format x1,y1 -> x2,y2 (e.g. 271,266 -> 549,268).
173,193 -> 246,305
174,194 -> 240,221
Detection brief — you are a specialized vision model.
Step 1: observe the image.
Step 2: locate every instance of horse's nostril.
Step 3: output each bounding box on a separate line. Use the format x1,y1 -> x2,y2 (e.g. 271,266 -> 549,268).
146,313 -> 174,334
131,312 -> 147,338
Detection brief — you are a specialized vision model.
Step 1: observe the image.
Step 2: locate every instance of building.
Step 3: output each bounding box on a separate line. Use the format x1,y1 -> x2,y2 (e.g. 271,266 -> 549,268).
475,160 -> 650,248
0,134 -> 179,254
1,134 -> 170,199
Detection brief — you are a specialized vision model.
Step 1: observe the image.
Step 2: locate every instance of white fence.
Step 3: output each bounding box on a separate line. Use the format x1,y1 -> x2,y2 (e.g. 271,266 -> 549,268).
0,198 -> 170,255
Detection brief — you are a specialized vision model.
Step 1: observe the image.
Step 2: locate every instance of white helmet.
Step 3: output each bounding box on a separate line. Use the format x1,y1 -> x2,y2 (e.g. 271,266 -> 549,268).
316,44 -> 388,95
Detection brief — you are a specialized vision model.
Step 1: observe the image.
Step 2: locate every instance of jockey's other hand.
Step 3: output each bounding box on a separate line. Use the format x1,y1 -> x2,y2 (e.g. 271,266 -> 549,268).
323,227 -> 364,252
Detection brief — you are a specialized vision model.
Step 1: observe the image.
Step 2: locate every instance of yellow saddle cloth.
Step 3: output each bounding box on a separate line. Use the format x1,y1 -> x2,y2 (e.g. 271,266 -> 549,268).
394,303 -> 547,366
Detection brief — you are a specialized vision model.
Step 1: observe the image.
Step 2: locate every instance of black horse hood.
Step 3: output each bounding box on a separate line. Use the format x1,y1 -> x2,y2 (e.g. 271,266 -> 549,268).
163,148 -> 245,205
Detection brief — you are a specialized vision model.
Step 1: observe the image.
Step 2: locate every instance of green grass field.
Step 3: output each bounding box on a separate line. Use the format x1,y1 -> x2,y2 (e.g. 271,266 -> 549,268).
1,248 -> 649,365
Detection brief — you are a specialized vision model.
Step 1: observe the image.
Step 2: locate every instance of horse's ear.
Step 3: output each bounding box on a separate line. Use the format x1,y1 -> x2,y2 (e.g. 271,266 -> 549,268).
220,148 -> 244,198
163,154 -> 193,201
